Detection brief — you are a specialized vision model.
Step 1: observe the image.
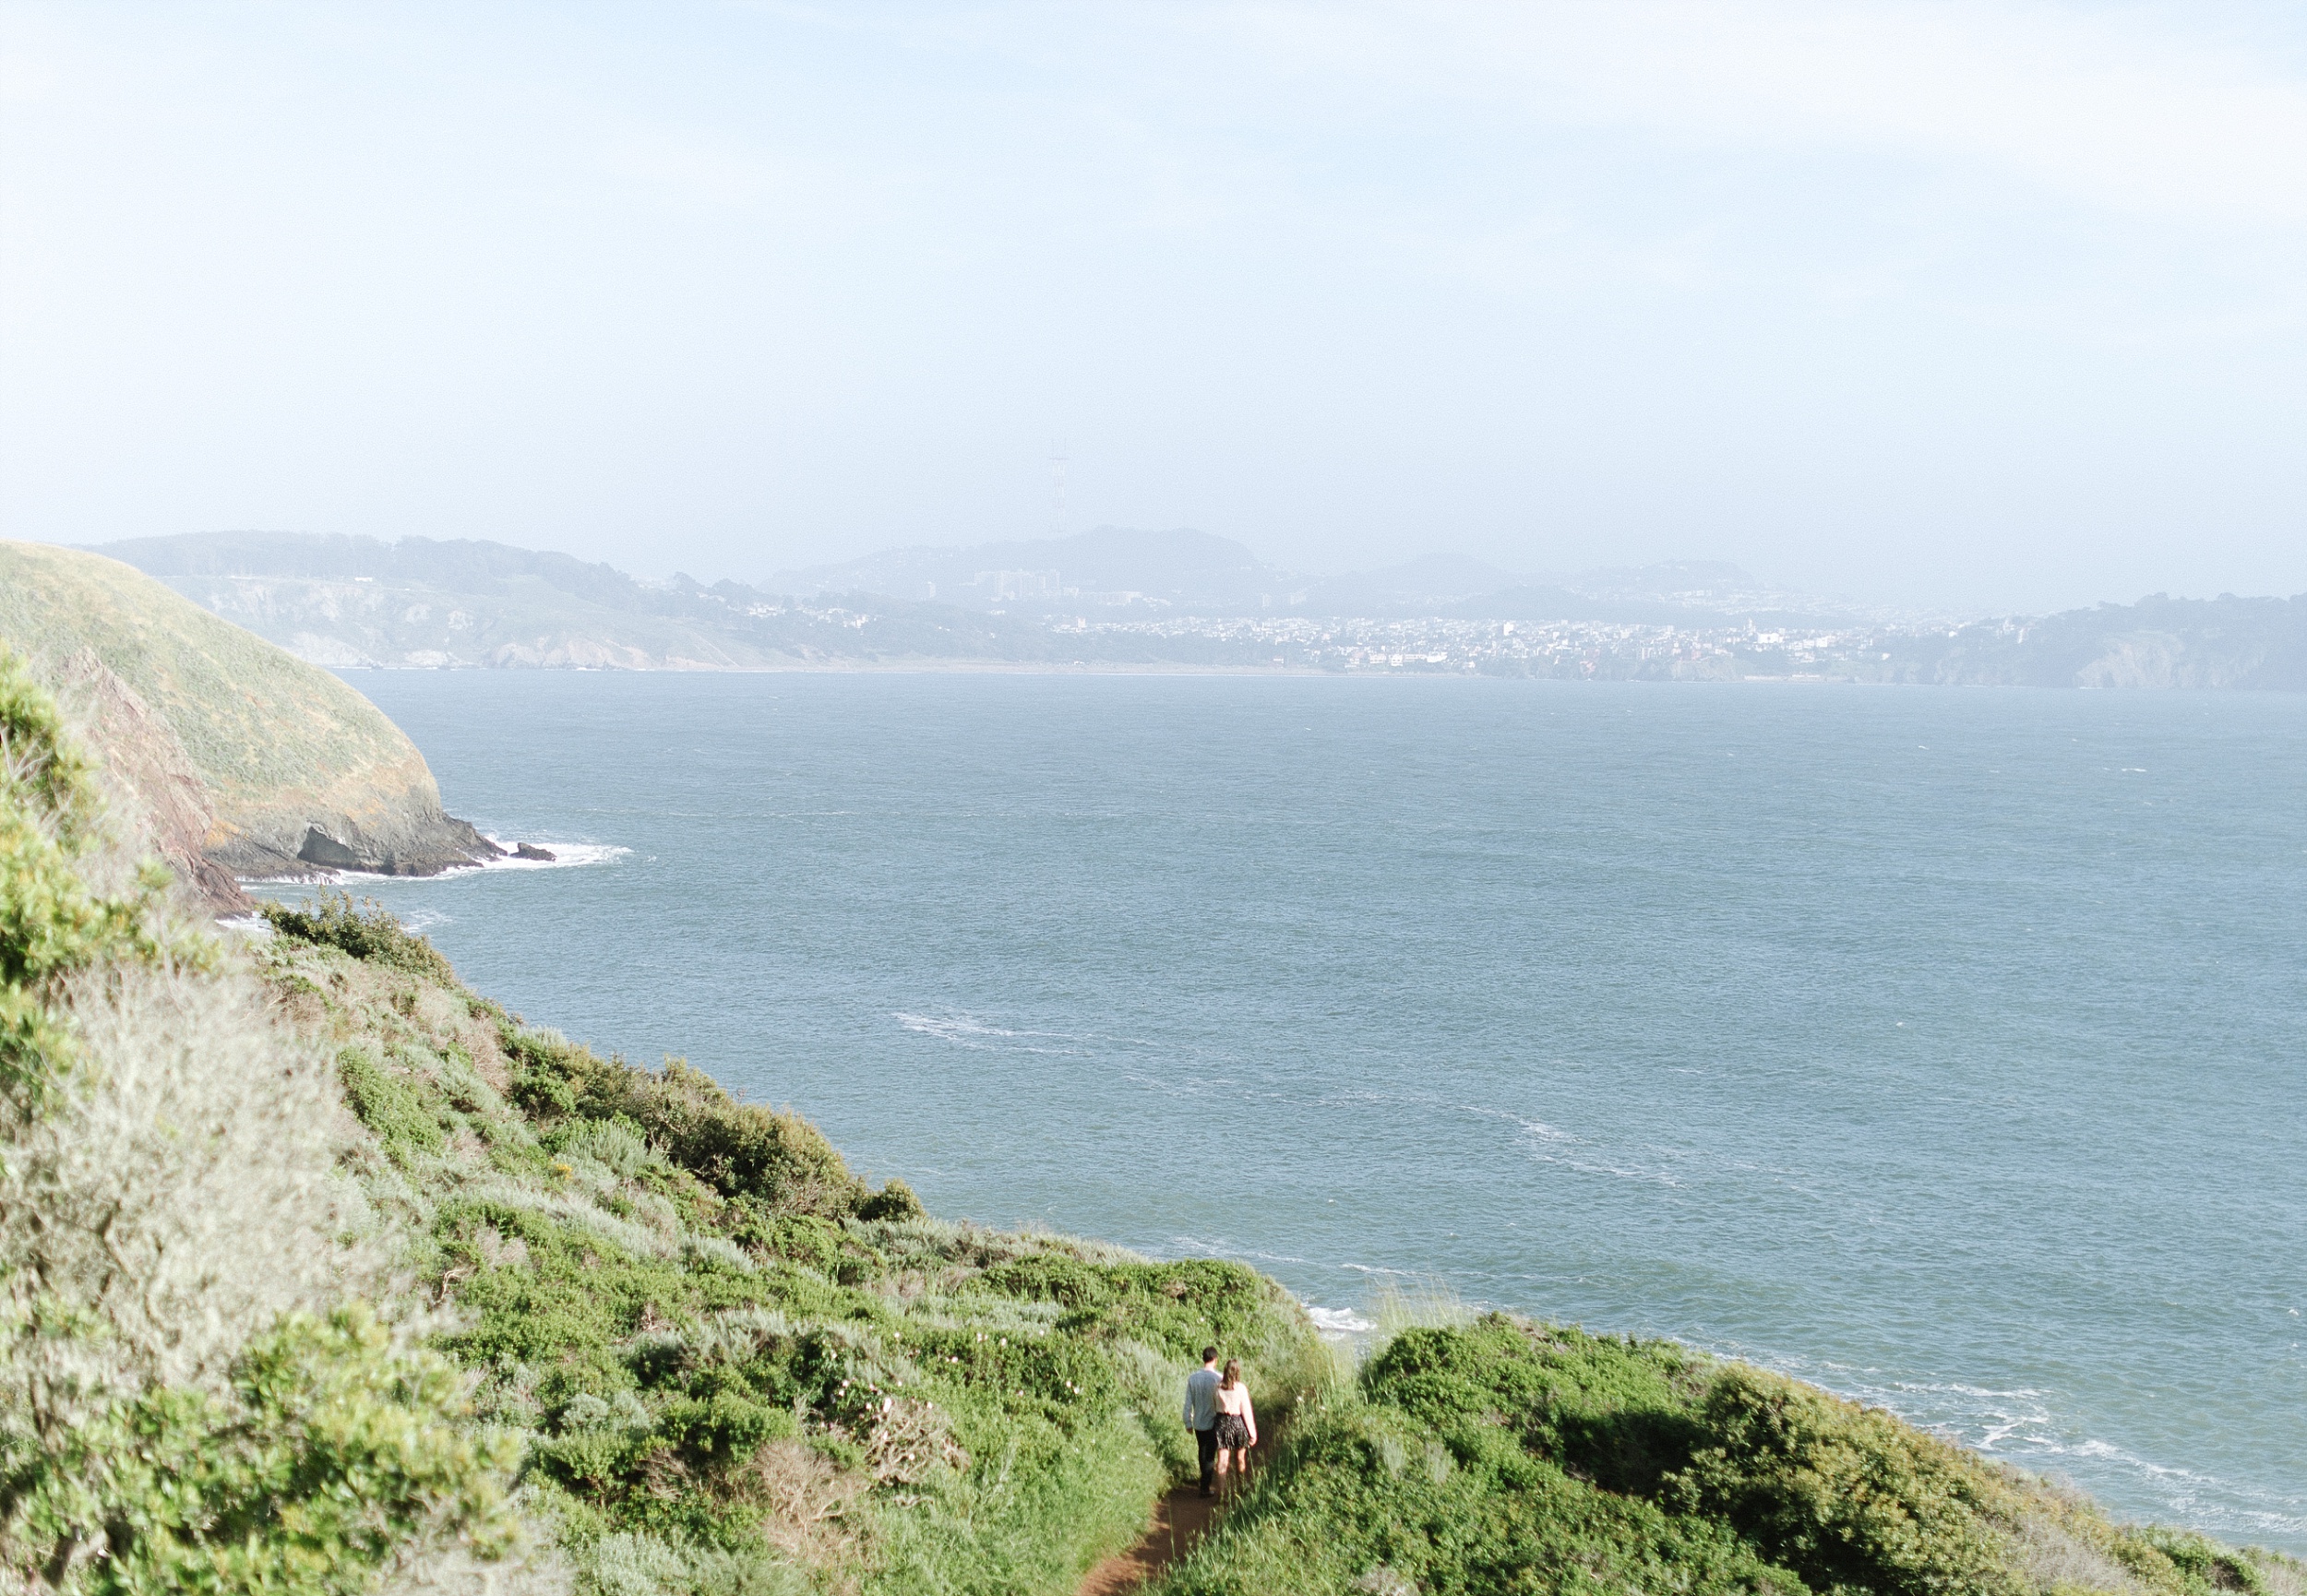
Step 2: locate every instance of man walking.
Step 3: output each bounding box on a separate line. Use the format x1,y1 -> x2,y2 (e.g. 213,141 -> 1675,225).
1183,1345 -> 1223,1497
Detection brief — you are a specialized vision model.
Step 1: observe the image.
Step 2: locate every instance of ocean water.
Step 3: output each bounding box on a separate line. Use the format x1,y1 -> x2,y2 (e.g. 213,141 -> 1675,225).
284,672 -> 2305,1550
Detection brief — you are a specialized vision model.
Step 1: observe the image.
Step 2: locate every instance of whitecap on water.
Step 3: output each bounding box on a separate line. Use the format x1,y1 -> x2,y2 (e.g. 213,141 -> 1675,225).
1305,1304 -> 1377,1342
894,1011 -> 1092,1055
476,839 -> 631,871
320,840 -> 632,881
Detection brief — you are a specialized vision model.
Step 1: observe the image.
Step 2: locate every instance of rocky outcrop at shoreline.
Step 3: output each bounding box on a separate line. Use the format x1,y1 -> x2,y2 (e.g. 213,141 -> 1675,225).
1,540 -> 498,903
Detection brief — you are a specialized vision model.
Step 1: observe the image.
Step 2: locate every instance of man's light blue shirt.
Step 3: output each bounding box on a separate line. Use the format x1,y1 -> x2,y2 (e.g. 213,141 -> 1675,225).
1183,1365 -> 1221,1430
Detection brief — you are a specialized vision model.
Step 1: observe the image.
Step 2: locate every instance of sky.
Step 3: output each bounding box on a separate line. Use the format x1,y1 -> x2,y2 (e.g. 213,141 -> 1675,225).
3,2 -> 2304,614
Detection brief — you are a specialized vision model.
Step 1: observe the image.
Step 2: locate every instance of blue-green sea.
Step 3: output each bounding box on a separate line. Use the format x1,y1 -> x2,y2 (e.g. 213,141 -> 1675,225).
284,672 -> 2306,1550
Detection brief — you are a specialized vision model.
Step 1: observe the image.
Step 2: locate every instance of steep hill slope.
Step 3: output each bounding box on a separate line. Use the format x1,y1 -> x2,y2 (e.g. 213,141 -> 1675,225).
0,540 -> 496,876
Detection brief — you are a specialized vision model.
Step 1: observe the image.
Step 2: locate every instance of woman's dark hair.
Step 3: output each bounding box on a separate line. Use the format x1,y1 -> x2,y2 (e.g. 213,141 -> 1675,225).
1221,1358 -> 1241,1389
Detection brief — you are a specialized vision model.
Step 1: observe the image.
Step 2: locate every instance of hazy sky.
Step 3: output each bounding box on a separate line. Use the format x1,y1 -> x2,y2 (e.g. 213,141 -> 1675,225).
4,2 -> 2304,613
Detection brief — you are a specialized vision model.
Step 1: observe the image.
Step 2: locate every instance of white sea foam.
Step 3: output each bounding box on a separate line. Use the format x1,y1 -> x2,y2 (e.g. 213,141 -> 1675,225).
319,839 -> 630,882
895,1011 -> 1090,1055
476,839 -> 631,871
1165,1234 -> 1306,1268
1305,1304 -> 1377,1341
898,1012 -> 1022,1042
1453,1102 -> 1686,1185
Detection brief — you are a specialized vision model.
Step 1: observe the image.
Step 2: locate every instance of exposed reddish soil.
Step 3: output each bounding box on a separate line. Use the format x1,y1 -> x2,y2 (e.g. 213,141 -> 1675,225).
1076,1481 -> 1224,1596
1078,1431 -> 1278,1596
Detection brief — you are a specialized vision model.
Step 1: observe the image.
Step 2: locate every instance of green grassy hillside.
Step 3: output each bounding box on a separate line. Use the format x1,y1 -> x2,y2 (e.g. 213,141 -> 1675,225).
0,540 -> 491,875
252,893 -> 1329,1594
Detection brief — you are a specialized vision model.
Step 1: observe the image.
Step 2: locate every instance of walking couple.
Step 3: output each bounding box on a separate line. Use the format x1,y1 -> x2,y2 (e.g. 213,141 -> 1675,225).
1182,1346 -> 1257,1499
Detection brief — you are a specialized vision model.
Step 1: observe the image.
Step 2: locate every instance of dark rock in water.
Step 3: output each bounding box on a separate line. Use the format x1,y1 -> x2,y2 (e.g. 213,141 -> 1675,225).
513,842 -> 556,862
293,818 -> 502,877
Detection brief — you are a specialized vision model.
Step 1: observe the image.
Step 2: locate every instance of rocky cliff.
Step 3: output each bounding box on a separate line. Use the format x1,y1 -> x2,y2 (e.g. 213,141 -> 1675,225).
0,540 -> 497,885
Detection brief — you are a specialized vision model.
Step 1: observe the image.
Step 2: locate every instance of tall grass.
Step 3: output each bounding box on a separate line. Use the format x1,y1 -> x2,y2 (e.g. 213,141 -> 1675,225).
1366,1278 -> 1473,1340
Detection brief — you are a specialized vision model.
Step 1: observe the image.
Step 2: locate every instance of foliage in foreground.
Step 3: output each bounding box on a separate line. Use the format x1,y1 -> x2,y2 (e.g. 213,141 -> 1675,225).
0,649 -> 516,1592
257,895 -> 1329,1595
1156,1315 -> 2304,1596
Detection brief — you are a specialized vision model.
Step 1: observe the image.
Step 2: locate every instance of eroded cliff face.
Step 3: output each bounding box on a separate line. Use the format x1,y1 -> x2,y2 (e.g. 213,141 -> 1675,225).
0,541 -> 498,887
49,650 -> 250,913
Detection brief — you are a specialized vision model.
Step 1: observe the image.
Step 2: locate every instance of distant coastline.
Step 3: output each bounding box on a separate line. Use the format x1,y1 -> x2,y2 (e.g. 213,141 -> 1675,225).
74,529 -> 2307,690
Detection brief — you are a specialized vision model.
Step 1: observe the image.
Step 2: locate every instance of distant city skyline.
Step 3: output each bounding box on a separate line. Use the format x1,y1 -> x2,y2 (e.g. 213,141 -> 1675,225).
5,3 -> 2304,613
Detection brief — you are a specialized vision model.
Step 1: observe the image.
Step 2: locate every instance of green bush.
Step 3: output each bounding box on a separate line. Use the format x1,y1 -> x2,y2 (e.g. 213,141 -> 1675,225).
1163,1316 -> 2058,1596
1365,1320 -> 1709,1497
978,1257 -> 1297,1365
1158,1388 -> 1799,1596
1,1304 -> 518,1595
1663,1364 -> 2026,1596
337,1045 -> 449,1157
503,1027 -> 873,1219
855,1177 -> 925,1222
0,651 -> 168,1099
260,890 -> 456,983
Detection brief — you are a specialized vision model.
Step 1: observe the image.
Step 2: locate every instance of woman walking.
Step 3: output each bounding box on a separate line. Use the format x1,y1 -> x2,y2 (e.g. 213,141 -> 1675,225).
1212,1359 -> 1257,1502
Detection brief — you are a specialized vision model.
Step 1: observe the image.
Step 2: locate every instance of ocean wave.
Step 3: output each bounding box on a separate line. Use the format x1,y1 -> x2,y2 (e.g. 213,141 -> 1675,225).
894,1011 -> 1091,1055
1164,1235 -> 1308,1268
318,840 -> 631,881
475,839 -> 631,871
1451,1102 -> 1687,1186
1305,1304 -> 1377,1341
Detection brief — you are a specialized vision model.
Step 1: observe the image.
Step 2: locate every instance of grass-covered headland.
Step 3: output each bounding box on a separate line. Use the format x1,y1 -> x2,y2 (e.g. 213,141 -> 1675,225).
252,892 -> 1321,1594
1,648 -> 2300,1595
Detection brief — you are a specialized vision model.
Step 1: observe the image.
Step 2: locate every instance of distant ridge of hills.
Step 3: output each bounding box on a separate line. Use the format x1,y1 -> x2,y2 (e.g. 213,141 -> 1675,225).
771,530 -> 1865,625
72,529 -> 2307,688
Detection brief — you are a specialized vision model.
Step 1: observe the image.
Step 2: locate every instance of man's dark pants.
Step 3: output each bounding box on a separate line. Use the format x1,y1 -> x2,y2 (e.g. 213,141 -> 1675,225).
1195,1425 -> 1219,1492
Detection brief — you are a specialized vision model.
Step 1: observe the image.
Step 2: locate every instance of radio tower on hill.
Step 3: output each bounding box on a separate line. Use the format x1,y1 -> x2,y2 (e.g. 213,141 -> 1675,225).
1048,438 -> 1069,535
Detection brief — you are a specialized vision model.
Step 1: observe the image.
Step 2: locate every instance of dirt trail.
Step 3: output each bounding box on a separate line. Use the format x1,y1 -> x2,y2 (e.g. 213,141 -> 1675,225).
1074,1481 -> 1223,1595
1078,1414 -> 1285,1596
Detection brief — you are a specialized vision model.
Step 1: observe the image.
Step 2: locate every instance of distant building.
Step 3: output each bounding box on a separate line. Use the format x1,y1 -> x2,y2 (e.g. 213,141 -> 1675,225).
971,569 -> 1062,601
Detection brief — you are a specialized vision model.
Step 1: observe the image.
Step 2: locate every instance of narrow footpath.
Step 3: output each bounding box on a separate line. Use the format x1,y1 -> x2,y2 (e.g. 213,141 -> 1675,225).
1075,1479 -> 1223,1596
1079,1406 -> 1291,1596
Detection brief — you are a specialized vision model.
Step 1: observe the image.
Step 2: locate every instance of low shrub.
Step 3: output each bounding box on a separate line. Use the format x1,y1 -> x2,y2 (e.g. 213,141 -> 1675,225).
3,1306 -> 518,1595
1663,1364 -> 2026,1596
339,1045 -> 450,1158
501,1026 -> 892,1221
0,651 -> 169,1098
261,890 -> 456,983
